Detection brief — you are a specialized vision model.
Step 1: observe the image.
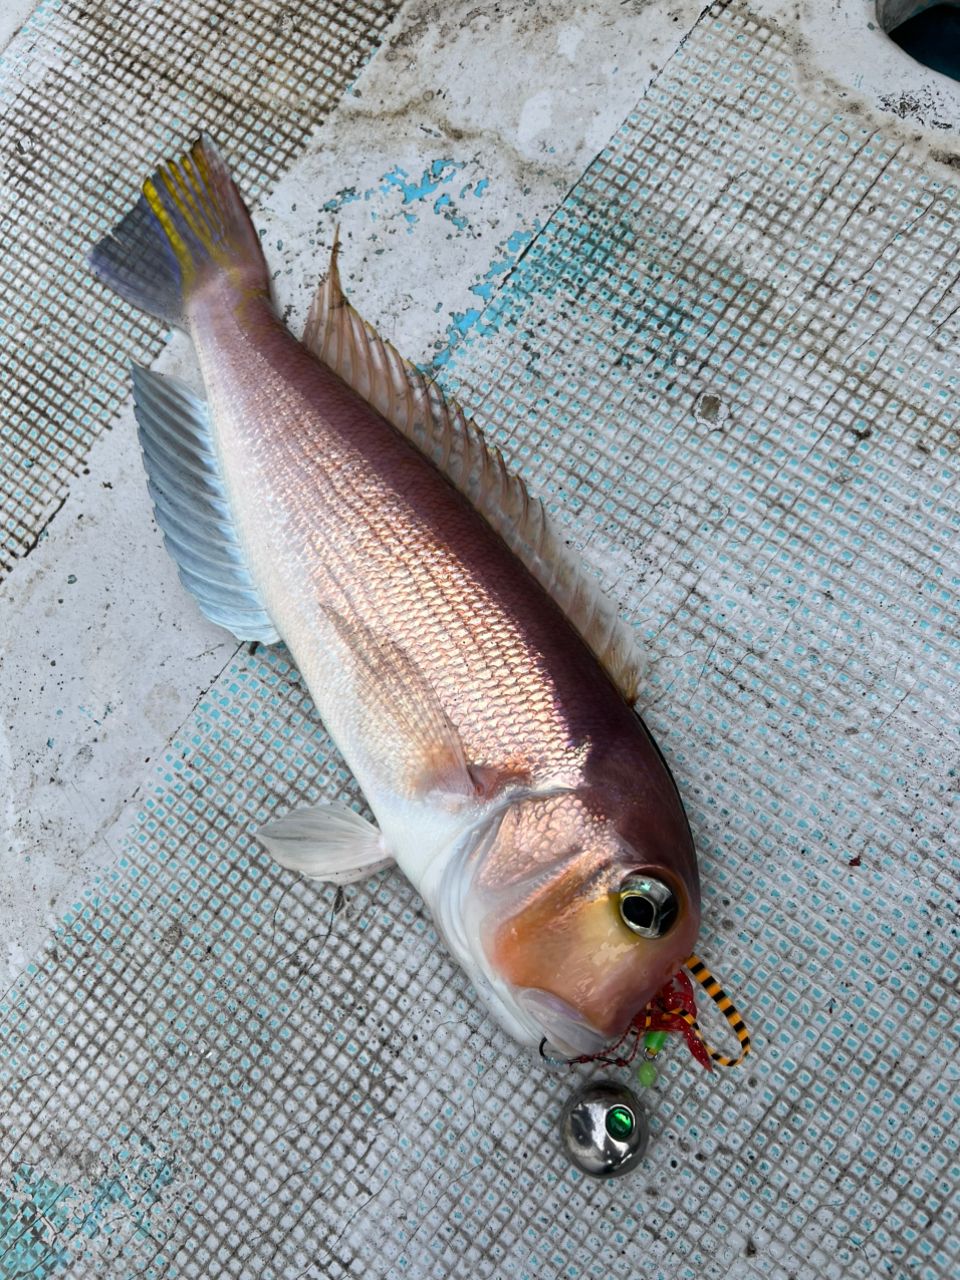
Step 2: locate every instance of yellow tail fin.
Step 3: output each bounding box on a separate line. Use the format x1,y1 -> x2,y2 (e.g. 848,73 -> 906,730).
89,134 -> 269,326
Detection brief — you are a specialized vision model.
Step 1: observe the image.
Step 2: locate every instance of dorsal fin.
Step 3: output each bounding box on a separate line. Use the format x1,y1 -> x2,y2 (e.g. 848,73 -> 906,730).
302,236 -> 644,705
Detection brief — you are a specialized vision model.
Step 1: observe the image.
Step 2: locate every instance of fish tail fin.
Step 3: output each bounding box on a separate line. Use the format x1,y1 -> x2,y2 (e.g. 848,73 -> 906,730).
88,134 -> 269,326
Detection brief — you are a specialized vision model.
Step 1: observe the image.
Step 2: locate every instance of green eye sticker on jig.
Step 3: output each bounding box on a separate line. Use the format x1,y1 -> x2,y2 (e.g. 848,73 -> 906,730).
605,1104 -> 636,1140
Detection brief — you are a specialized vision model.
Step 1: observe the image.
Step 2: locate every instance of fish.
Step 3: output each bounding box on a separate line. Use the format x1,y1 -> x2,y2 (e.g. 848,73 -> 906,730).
89,135 -> 701,1058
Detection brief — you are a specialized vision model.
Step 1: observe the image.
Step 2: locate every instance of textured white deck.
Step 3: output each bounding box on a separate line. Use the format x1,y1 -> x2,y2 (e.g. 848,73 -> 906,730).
1,2 -> 958,1278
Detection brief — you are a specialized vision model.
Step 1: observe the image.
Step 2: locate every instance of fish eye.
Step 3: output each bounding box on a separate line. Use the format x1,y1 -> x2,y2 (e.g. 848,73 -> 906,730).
617,876 -> 678,939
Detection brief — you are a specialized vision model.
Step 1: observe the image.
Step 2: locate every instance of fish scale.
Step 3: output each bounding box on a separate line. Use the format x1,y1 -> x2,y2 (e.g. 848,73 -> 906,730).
199,318 -> 582,778
89,133 -> 701,1058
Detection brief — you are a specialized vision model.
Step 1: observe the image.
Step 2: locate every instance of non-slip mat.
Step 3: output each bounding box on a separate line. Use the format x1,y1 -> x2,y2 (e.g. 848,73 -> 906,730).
1,2 -> 958,1278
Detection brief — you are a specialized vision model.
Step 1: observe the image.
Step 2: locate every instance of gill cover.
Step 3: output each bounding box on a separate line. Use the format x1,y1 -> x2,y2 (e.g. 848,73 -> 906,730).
453,790 -> 700,1054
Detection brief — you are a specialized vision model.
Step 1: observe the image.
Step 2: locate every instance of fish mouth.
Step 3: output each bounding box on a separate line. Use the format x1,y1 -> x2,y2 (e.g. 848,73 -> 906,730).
515,988 -> 609,1058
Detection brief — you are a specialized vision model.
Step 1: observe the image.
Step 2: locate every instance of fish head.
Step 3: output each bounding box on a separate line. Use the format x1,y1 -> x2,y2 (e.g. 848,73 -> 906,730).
458,789 -> 700,1056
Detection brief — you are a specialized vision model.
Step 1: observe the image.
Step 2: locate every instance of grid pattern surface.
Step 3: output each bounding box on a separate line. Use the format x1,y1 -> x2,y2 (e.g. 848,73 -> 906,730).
2,3 -> 959,1279
0,0 -> 397,575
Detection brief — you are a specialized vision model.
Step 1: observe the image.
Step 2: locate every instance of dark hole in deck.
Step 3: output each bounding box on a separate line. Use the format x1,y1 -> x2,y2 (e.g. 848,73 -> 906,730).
878,0 -> 960,82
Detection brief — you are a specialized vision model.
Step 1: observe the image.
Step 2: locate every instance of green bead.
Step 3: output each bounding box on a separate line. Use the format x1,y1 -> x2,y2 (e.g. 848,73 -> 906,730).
643,1031 -> 668,1055
605,1104 -> 635,1140
637,1061 -> 658,1088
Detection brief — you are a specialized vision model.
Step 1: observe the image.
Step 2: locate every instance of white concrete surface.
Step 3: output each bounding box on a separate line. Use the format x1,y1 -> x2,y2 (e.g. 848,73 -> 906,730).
772,0 -> 960,140
0,0 -> 709,972
0,0 -> 39,52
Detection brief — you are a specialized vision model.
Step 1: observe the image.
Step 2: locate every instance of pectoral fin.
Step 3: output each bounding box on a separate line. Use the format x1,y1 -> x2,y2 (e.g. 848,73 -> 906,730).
258,801 -> 393,884
323,606 -> 480,803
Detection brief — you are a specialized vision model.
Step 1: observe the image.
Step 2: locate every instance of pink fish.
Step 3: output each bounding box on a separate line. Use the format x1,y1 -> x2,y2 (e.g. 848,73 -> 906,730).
90,136 -> 700,1057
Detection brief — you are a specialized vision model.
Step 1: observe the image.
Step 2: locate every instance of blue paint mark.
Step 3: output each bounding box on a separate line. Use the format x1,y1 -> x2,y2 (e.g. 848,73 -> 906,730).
77,703 -> 112,727
458,176 -> 490,200
321,159 -> 474,234
321,186 -> 361,214
474,231 -> 537,299
380,158 -> 464,206
436,308 -> 484,360
433,193 -> 469,231
0,1147 -> 175,1274
429,226 -> 538,369
317,162 -> 537,365
503,229 -> 534,254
